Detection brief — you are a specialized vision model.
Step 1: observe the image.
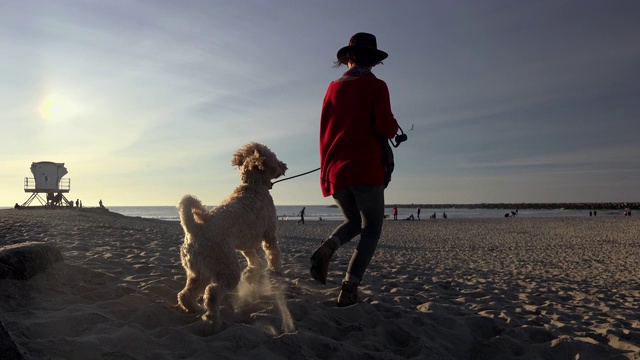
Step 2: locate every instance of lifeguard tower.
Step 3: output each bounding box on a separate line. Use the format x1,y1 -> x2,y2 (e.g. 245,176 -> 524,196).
22,161 -> 72,208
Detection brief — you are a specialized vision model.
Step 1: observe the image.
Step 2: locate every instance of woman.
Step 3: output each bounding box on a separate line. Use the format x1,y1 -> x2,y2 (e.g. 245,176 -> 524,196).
310,32 -> 399,307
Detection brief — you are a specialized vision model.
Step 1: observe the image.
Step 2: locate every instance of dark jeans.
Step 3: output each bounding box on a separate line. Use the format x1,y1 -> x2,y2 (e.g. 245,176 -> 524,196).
330,185 -> 385,283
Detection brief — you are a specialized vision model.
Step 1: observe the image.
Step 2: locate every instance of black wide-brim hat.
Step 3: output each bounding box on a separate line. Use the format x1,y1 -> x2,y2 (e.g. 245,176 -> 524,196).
337,32 -> 388,65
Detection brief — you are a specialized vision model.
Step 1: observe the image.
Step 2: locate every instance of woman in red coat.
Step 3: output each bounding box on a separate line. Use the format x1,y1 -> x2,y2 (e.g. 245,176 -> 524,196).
310,32 -> 399,307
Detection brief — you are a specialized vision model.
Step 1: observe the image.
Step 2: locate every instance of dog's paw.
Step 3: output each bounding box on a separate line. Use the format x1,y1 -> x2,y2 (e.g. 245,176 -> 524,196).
168,303 -> 185,312
177,302 -> 201,314
201,313 -> 223,334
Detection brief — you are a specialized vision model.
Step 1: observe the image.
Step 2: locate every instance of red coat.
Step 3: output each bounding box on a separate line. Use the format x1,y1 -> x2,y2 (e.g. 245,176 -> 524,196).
319,74 -> 399,197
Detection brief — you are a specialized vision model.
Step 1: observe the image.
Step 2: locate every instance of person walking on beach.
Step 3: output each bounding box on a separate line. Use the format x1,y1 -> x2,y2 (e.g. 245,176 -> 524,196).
297,207 -> 306,224
417,207 -> 421,220
311,32 -> 399,307
392,206 -> 398,220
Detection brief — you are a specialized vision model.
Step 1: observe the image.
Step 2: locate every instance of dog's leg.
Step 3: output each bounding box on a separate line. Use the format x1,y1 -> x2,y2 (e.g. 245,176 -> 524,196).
243,249 -> 272,284
202,283 -> 224,326
241,250 -> 264,269
178,275 -> 207,313
261,235 -> 282,271
240,250 -> 265,284
202,265 -> 241,326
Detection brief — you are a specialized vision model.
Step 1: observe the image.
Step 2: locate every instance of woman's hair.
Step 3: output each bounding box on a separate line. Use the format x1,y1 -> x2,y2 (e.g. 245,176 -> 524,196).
334,50 -> 384,68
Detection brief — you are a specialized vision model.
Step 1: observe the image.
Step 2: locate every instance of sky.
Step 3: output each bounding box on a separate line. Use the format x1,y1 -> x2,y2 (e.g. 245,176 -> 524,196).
1,0 -> 639,207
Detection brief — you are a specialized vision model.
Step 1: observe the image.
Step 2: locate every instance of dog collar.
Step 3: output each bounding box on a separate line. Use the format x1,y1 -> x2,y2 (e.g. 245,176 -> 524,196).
243,179 -> 273,189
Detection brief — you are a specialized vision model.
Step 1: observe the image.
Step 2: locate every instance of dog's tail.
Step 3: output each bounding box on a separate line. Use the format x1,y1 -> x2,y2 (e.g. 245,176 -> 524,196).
177,195 -> 208,233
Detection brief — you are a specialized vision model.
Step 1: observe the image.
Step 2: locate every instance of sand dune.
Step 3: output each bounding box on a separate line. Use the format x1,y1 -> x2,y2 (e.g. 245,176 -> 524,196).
1,208 -> 639,359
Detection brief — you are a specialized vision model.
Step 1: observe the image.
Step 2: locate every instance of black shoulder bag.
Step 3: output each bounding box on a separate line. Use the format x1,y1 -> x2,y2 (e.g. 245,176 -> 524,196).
375,124 -> 407,188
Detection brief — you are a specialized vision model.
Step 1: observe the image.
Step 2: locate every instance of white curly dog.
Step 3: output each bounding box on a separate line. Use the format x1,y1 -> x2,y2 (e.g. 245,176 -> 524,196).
177,142 -> 287,325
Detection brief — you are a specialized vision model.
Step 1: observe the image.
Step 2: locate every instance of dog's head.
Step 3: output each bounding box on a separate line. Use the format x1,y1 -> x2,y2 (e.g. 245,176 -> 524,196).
231,142 -> 288,184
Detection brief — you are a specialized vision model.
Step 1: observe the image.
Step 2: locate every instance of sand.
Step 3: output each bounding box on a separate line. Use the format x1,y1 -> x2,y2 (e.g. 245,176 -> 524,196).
1,208 -> 639,359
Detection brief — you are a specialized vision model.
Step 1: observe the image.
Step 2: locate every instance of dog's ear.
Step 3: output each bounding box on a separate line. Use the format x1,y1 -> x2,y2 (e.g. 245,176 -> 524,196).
232,142 -> 266,170
235,149 -> 265,171
250,149 -> 266,171
231,148 -> 249,169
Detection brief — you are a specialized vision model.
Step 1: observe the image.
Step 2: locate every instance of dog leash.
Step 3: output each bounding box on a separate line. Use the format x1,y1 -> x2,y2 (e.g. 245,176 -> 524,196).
271,167 -> 320,186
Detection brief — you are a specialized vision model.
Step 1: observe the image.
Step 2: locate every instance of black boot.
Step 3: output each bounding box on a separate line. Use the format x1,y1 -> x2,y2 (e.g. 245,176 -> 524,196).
337,281 -> 358,307
310,239 -> 337,285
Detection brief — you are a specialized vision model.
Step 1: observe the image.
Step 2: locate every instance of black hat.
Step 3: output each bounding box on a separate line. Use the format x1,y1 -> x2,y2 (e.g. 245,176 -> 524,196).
336,32 -> 388,65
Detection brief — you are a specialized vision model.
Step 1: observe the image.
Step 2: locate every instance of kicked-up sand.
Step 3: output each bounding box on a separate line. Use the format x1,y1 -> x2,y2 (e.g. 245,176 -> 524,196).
1,208 -> 639,359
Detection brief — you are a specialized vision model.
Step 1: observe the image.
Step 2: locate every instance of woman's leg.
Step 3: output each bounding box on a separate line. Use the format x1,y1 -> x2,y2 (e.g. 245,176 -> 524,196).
344,185 -> 385,283
330,187 -> 363,245
310,186 -> 361,285
311,185 -> 384,287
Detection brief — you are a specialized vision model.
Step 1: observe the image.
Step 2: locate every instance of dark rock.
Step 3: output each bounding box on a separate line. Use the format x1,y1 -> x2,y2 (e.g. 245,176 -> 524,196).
0,242 -> 62,359
0,319 -> 22,360
0,242 -> 64,280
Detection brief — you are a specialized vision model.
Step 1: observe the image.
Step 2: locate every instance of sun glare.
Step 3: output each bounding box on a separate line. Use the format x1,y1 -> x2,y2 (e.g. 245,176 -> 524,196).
39,93 -> 78,121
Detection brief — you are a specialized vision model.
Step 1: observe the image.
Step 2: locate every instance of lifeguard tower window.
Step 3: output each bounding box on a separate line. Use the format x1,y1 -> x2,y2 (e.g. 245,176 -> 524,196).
22,161 -> 72,207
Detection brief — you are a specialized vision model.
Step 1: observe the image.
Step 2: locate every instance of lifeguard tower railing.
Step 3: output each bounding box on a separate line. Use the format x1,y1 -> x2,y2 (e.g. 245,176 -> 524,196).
24,178 -> 71,193
22,177 -> 72,207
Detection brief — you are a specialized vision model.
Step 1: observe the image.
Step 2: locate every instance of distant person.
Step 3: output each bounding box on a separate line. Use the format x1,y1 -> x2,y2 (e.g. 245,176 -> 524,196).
443,212 -> 447,219
405,214 -> 415,220
393,206 -> 398,220
417,207 -> 421,220
79,200 -> 83,208
311,32 -> 399,307
589,211 -> 593,216
99,199 -> 105,209
594,210 -> 597,216
297,207 -> 306,224
53,193 -> 63,207
76,199 -> 79,207
431,212 -> 436,219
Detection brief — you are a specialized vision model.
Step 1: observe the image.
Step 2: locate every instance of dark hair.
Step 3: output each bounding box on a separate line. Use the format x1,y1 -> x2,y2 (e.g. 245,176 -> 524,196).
333,49 -> 384,68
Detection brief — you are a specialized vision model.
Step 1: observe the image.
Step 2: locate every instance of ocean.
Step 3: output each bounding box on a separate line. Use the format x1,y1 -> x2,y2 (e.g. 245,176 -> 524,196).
102,205 -> 615,222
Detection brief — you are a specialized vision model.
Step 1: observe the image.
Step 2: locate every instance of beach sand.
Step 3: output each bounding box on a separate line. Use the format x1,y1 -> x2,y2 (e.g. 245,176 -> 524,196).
1,208 -> 639,359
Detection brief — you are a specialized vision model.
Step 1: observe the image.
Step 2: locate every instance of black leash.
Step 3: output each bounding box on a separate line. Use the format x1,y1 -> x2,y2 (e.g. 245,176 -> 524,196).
271,167 -> 320,186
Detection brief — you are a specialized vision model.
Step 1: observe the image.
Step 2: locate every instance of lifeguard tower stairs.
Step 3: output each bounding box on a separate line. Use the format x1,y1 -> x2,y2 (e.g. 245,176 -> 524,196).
22,161 -> 72,208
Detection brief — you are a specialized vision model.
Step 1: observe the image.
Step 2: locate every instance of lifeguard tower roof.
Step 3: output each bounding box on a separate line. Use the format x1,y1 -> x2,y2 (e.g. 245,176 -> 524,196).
28,161 -> 69,192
